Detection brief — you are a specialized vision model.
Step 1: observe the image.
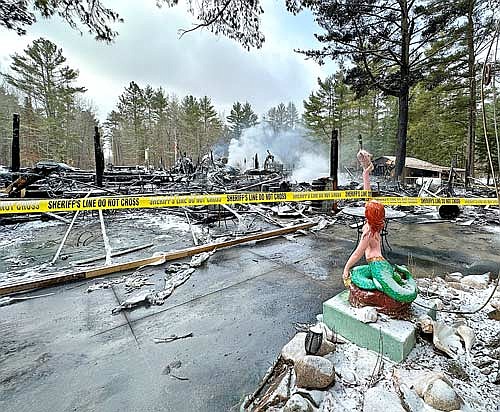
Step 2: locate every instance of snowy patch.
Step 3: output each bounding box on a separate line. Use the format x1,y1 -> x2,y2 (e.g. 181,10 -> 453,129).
246,276 -> 500,411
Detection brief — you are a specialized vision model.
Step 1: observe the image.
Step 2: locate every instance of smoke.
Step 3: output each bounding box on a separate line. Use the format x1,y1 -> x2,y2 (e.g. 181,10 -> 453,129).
291,152 -> 330,182
227,125 -> 332,182
211,140 -> 230,158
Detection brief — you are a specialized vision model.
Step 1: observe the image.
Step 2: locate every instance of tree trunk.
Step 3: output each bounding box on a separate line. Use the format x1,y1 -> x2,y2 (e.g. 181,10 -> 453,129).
395,2 -> 410,179
465,0 -> 476,182
395,87 -> 409,178
338,89 -> 343,167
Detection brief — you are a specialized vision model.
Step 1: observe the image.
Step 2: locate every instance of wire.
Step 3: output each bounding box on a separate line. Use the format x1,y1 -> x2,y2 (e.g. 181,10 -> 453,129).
413,274 -> 499,315
492,22 -> 500,178
480,23 -> 500,205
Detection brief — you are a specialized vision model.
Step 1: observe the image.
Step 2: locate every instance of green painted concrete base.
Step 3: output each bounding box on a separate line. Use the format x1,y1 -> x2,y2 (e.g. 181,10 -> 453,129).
323,290 -> 416,363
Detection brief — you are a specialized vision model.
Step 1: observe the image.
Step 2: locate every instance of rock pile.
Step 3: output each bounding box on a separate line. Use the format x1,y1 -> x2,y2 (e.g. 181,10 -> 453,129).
243,273 -> 500,411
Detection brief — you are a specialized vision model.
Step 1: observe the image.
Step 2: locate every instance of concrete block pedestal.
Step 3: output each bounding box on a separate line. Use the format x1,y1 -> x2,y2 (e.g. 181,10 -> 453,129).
323,290 -> 416,363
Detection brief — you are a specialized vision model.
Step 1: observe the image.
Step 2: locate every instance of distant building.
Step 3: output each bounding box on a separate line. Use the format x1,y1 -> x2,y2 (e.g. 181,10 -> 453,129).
373,156 -> 465,180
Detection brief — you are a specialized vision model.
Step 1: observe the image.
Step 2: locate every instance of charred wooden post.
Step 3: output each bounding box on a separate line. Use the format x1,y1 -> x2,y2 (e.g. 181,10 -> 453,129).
330,129 -> 339,187
93,126 -> 105,187
11,113 -> 20,181
254,153 -> 259,169
330,129 -> 339,212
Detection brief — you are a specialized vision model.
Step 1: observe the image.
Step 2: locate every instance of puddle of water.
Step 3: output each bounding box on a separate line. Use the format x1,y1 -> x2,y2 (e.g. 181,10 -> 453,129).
484,225 -> 500,235
0,212 -> 199,286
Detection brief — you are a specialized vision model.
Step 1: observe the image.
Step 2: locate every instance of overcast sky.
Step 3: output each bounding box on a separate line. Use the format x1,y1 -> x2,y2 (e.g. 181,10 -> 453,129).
0,1 -> 335,121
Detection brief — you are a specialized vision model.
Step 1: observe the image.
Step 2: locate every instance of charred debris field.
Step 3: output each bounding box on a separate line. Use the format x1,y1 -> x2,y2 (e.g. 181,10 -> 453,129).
0,158 -> 499,411
1,156 -> 498,288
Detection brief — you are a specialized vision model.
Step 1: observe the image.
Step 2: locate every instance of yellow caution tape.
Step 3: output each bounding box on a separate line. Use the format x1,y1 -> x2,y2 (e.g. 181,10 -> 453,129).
0,191 -> 497,215
375,197 -> 499,206
0,190 -> 369,214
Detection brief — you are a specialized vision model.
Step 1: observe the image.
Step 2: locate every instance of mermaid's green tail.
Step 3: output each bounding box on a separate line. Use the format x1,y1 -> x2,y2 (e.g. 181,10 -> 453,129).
350,260 -> 417,303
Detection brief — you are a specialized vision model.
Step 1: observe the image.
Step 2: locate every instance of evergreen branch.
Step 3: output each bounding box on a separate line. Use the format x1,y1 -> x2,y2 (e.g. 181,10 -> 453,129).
356,2 -> 401,14
178,0 -> 232,39
359,50 -> 399,96
410,35 -> 458,68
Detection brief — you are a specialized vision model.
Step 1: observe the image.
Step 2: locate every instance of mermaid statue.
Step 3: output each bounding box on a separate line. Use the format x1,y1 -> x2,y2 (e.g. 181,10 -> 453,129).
342,150 -> 418,316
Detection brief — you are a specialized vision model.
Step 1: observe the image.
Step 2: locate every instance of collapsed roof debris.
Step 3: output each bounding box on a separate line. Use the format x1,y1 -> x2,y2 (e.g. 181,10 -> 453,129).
0,149 -> 498,412
0,148 -> 498,292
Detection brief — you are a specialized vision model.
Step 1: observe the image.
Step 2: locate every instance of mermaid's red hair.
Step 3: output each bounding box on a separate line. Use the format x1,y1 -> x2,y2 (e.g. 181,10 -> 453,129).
365,200 -> 385,234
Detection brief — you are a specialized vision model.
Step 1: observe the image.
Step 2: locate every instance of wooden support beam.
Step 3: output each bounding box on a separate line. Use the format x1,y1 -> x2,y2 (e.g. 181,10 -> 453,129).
11,113 -> 20,180
43,213 -> 72,224
98,209 -> 112,265
94,126 -> 105,187
183,209 -> 199,246
0,222 -> 316,296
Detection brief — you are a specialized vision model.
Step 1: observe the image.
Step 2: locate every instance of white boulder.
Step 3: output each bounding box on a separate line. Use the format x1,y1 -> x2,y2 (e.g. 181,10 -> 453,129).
282,333 -> 307,364
363,386 -> 405,412
460,273 -> 490,289
284,394 -> 313,412
423,378 -> 462,411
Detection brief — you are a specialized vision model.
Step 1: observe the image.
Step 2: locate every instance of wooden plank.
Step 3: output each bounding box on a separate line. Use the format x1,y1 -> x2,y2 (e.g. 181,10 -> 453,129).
73,243 -> 155,265
0,222 -> 316,296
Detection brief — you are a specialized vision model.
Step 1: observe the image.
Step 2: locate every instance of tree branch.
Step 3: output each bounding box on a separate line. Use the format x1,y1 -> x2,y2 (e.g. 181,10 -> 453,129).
178,0 -> 232,39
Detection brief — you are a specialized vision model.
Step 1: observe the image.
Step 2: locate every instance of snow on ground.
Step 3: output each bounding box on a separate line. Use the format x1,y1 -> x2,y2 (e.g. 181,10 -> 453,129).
326,276 -> 500,411
247,275 -> 500,411
0,211 -> 197,286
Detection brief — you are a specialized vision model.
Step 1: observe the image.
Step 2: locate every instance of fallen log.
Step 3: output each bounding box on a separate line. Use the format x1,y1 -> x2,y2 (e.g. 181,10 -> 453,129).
0,221 -> 316,296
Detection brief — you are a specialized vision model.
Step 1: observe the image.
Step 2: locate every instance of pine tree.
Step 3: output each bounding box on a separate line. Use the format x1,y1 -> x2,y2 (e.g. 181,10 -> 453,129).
299,1 -> 456,178
19,96 -> 43,164
166,95 -> 181,167
179,95 -> 201,158
3,38 -> 86,161
303,76 -> 342,144
150,88 -> 169,168
143,85 -> 156,135
227,101 -> 258,139
286,102 -> 299,130
3,38 -> 85,119
265,103 -> 288,133
104,110 -> 123,165
69,105 -> 98,168
199,96 -> 222,156
303,71 -> 399,164
408,84 -> 468,167
241,102 -> 258,129
1,0 -> 121,41
424,0 -> 497,178
117,81 -> 146,164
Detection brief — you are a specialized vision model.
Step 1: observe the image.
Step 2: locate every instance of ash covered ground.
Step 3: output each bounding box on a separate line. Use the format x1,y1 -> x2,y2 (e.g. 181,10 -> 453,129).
0,204 -> 499,411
